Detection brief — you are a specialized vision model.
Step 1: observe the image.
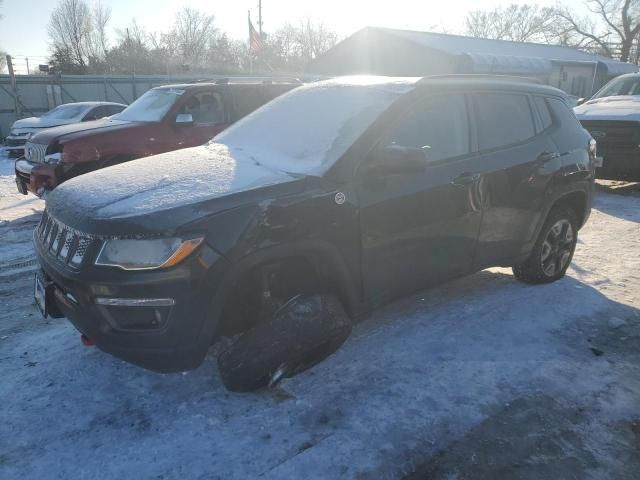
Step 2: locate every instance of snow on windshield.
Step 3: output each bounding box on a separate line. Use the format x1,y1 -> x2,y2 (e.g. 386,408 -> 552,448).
112,88 -> 184,122
214,77 -> 419,175
42,104 -> 89,120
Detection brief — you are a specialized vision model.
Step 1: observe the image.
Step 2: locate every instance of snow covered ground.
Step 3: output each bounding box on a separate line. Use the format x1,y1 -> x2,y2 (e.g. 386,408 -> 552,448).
1,147 -> 639,479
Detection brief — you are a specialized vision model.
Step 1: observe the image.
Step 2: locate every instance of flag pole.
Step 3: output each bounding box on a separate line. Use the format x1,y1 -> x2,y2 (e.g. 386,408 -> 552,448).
248,10 -> 253,74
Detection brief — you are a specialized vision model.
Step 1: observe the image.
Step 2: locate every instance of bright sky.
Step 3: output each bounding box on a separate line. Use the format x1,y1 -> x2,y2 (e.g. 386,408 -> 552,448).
1,0 -> 586,73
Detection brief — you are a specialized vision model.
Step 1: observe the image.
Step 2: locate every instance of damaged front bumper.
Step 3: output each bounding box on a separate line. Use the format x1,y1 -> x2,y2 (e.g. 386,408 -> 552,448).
34,232 -> 229,372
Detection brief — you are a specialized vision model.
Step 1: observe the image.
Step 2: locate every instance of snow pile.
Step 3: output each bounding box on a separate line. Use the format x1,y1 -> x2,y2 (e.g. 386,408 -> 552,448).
46,143 -> 297,220
215,76 -> 419,175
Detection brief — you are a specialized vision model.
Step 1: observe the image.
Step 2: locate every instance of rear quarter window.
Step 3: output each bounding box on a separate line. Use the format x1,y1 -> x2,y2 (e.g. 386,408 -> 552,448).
533,96 -> 553,131
475,93 -> 536,151
547,97 -> 586,152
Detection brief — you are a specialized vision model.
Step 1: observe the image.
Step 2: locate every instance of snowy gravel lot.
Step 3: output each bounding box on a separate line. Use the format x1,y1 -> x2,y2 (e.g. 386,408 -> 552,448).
1,149 -> 639,479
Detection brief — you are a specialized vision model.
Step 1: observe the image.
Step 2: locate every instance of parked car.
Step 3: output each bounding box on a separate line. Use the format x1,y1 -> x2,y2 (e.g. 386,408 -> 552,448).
15,80 -> 299,196
34,76 -> 595,391
5,102 -> 126,159
574,72 -> 640,180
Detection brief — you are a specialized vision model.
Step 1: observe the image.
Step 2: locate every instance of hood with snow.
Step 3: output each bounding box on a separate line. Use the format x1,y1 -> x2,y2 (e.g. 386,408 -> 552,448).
574,95 -> 640,121
45,143 -> 305,237
10,116 -> 80,133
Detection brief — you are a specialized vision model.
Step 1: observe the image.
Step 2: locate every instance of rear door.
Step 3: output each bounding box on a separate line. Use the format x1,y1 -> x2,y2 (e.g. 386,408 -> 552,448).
472,91 -> 560,268
356,92 -> 486,304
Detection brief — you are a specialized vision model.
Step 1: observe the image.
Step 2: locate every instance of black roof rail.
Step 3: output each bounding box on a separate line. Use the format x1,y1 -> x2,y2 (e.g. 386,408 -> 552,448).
422,74 -> 542,84
185,76 -> 305,85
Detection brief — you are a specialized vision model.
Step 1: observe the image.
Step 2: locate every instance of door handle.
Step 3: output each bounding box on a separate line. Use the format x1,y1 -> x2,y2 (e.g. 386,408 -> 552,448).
452,172 -> 481,185
537,152 -> 560,163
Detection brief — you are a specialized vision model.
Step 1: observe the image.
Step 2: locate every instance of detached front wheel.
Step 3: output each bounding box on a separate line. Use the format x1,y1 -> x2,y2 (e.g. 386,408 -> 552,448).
513,207 -> 578,284
217,293 -> 352,392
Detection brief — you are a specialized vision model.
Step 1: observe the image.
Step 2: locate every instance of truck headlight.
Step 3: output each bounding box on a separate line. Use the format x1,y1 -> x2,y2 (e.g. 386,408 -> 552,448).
95,237 -> 203,270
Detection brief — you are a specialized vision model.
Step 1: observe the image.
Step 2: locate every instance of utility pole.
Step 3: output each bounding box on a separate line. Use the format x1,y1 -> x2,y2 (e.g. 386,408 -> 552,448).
6,55 -> 23,118
25,57 -> 30,75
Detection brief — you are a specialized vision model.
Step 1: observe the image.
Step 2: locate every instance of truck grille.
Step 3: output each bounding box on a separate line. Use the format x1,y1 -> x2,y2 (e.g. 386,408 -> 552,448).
37,211 -> 95,268
24,142 -> 47,163
580,120 -> 640,168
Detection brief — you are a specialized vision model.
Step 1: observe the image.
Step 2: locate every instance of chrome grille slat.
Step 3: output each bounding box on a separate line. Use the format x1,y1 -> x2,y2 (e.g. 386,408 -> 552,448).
24,141 -> 47,163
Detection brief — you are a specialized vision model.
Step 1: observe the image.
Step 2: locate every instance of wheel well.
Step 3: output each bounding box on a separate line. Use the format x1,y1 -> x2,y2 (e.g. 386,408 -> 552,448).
552,191 -> 587,228
216,256 -> 340,337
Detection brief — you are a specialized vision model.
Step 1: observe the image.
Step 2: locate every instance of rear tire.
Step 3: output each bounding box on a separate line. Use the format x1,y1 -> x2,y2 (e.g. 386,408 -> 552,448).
217,294 -> 352,392
513,206 -> 578,284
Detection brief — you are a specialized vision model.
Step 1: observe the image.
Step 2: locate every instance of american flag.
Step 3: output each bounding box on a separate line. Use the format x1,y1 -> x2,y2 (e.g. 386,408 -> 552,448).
248,15 -> 265,53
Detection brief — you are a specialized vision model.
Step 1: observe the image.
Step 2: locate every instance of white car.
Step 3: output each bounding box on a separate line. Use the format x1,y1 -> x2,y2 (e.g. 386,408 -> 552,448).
5,102 -> 126,158
574,73 -> 640,180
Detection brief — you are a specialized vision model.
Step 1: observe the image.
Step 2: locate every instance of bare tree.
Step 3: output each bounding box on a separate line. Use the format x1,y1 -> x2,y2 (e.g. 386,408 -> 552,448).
465,4 -> 558,43
169,8 -> 217,67
90,2 -> 111,59
296,19 -> 338,61
264,20 -> 338,71
48,0 -> 94,69
554,0 -> 640,62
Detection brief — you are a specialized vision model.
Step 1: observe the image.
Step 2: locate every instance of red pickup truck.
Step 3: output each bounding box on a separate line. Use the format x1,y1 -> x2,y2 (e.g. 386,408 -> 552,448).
15,80 -> 299,196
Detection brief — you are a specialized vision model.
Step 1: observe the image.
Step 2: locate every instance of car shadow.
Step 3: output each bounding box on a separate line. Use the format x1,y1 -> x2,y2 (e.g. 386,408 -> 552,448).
3,266 -> 639,479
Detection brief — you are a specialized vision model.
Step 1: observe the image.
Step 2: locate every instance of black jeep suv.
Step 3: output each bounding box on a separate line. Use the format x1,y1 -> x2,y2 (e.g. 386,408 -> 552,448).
34,76 -> 595,390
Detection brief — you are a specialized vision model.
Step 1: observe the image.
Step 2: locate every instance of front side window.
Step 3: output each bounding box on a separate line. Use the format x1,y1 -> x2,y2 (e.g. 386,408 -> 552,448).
475,93 -> 535,151
112,89 -> 184,123
179,91 -> 225,125
383,94 -> 470,162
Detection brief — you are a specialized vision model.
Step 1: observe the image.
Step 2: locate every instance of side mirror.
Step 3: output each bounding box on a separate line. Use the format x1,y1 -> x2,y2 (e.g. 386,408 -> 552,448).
175,113 -> 194,126
576,97 -> 586,106
369,145 -> 428,175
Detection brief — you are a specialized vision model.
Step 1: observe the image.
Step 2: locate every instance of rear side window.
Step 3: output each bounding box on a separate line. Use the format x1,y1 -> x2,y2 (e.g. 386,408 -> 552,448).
231,85 -> 267,120
83,106 -> 108,121
533,96 -> 553,130
384,94 -> 470,162
475,93 -> 535,150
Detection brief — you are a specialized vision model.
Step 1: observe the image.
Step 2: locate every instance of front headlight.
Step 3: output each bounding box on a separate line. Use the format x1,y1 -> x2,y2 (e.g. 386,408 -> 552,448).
95,237 -> 203,270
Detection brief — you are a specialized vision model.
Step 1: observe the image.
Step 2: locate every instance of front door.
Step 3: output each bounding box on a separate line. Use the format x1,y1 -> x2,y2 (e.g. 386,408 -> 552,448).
356,93 -> 486,305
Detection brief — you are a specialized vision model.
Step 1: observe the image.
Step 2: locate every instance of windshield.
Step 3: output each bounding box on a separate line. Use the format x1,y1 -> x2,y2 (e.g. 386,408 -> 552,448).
41,104 -> 89,120
112,88 -> 184,122
593,76 -> 640,99
214,77 -> 417,175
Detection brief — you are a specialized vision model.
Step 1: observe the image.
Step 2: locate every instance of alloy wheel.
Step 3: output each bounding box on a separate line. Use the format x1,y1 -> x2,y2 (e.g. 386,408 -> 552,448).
540,219 -> 574,277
